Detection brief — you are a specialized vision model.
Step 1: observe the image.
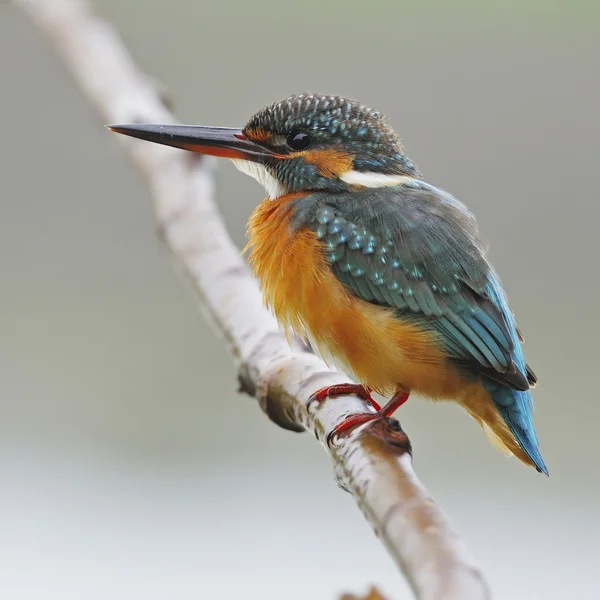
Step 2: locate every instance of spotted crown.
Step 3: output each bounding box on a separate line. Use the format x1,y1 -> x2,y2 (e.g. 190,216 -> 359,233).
244,93 -> 419,176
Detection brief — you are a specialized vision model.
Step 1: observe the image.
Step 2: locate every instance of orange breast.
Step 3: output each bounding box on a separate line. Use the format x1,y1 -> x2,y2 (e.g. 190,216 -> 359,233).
245,193 -> 473,399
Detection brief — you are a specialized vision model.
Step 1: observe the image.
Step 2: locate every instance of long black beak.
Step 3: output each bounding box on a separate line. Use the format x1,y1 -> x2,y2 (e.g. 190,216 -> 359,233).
106,124 -> 281,162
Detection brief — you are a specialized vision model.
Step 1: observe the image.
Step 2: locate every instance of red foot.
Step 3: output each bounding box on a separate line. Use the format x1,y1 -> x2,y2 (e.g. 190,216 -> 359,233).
308,383 -> 381,411
328,391 -> 410,445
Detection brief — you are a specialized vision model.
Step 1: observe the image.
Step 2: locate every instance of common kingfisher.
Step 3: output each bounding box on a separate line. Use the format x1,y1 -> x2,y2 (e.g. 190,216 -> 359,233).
109,93 -> 547,474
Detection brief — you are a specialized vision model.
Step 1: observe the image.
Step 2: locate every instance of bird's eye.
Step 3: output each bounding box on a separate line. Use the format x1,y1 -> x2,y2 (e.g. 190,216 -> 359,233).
287,131 -> 311,151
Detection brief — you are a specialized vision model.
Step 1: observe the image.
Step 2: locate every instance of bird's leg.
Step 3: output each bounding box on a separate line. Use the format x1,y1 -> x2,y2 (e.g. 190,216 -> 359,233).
307,383 -> 381,411
327,389 -> 410,444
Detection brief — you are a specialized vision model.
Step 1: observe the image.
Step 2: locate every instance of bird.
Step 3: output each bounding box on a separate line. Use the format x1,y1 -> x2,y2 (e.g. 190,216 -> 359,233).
108,93 -> 547,474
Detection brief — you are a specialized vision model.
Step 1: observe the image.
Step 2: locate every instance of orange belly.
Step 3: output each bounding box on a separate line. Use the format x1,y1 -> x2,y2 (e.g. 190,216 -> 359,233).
245,193 -> 534,467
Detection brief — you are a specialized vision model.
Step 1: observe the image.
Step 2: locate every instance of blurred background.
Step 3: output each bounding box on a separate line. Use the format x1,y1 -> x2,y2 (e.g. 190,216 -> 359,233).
2,1 -> 599,598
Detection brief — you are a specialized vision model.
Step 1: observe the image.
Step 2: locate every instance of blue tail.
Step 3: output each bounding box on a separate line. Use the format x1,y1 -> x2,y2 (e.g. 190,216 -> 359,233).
485,383 -> 548,475
485,280 -> 548,475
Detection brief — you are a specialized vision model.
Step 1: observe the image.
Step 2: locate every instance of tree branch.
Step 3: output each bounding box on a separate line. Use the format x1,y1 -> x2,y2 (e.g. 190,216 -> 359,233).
13,0 -> 491,598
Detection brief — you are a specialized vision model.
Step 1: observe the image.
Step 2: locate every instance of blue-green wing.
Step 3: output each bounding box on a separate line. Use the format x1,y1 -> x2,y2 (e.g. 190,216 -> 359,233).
294,184 -> 531,391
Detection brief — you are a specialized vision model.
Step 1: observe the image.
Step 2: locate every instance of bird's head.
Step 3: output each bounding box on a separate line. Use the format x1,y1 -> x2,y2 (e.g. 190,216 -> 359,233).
109,93 -> 419,198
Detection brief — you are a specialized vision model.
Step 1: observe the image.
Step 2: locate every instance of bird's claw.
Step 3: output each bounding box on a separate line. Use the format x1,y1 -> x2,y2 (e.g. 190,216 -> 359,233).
326,411 -> 382,445
307,383 -> 381,411
326,390 -> 410,445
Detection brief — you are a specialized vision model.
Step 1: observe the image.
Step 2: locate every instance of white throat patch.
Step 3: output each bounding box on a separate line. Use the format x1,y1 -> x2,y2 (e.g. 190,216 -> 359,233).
232,159 -> 289,200
339,170 -> 415,188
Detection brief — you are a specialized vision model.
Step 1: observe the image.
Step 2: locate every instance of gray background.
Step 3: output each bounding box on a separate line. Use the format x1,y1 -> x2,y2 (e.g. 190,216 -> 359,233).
2,1 -> 599,599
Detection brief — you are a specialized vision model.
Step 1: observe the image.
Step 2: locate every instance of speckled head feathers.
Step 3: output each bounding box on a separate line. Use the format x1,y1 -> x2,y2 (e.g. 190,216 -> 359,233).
246,94 -> 395,145
243,93 -> 418,178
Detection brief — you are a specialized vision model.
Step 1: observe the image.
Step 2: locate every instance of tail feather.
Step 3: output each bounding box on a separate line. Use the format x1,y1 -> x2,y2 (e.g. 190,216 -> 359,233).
462,382 -> 548,474
488,385 -> 548,475
482,277 -> 547,474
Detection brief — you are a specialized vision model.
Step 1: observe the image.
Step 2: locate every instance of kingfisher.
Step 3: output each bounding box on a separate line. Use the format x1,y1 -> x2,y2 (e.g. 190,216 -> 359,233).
109,93 -> 547,474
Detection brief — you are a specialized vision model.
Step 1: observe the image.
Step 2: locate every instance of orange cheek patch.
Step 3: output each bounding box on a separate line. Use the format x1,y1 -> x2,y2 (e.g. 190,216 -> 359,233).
244,127 -> 273,143
301,149 -> 354,178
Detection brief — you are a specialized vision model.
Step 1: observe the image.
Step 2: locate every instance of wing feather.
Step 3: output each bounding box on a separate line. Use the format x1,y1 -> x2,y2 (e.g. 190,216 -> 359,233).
292,184 -> 532,391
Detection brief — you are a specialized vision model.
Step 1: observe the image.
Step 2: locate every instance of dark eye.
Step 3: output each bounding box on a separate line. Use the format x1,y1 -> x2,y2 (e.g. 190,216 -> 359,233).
287,130 -> 311,151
